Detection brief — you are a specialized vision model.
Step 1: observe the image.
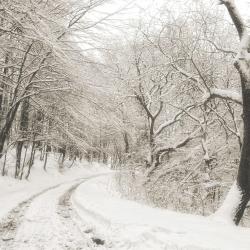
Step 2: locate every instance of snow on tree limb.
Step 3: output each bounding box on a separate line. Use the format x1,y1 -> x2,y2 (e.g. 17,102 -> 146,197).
145,127 -> 201,179
154,105 -> 194,136
171,63 -> 206,94
204,88 -> 242,105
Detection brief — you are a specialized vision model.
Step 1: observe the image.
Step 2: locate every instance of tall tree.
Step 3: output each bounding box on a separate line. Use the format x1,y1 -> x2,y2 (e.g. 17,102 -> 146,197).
218,0 -> 250,225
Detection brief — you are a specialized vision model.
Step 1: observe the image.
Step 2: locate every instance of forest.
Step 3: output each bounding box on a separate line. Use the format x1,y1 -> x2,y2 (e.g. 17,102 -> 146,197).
0,0 -> 250,245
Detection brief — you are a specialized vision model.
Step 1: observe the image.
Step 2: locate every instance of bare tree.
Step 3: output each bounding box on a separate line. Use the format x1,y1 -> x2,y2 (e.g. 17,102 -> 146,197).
218,0 -> 250,225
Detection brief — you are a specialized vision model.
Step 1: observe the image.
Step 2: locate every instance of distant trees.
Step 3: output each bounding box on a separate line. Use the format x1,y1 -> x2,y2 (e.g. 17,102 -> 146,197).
104,0 -> 246,217
0,0 -> 123,178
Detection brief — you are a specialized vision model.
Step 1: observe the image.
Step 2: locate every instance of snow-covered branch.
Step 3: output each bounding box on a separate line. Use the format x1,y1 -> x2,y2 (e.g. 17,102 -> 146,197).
204,88 -> 242,105
145,127 -> 202,178
155,105 -> 195,136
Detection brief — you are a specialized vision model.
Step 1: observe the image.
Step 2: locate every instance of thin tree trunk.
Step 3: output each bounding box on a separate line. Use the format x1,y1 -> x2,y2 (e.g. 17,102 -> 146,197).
0,53 -> 10,128
40,143 -> 45,161
19,145 -> 28,180
1,150 -> 7,176
25,140 -> 36,180
15,141 -> 23,178
0,104 -> 20,158
59,146 -> 66,170
43,144 -> 48,171
123,132 -> 129,154
15,98 -> 30,178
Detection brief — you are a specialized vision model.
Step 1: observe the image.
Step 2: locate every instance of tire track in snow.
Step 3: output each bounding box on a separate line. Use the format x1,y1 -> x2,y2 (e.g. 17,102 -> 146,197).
0,182 -> 63,249
0,173 -> 108,250
57,182 -> 107,249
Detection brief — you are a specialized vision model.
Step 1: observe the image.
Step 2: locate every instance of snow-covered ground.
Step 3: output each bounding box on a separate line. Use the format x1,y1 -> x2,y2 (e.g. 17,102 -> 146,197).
0,154 -> 112,249
73,175 -> 250,250
0,155 -> 109,220
1,156 -> 250,250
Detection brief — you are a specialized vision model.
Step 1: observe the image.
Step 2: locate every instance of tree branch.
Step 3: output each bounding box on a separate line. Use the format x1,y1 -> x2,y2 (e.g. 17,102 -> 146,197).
219,0 -> 245,39
204,88 -> 242,105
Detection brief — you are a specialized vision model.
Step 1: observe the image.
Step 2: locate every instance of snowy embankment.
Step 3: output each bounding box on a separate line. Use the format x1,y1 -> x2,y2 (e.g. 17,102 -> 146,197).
73,175 -> 250,250
0,156 -> 110,220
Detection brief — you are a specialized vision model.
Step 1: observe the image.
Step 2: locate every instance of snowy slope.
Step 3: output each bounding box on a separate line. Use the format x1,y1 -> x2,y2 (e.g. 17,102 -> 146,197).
73,175 -> 250,250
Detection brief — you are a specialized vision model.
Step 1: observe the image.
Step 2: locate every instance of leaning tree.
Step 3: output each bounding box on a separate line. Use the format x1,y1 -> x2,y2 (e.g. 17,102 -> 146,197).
218,0 -> 250,224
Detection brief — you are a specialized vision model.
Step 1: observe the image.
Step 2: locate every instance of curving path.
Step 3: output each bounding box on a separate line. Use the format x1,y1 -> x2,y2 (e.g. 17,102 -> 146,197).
0,175 -> 108,250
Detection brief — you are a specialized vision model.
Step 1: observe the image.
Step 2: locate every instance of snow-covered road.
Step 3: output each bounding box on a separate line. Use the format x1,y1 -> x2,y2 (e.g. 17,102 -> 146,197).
0,174 -> 109,250
1,171 -> 250,250
72,175 -> 250,250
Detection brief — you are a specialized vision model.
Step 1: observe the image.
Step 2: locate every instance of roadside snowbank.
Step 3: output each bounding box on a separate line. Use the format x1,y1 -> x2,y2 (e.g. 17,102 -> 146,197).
73,175 -> 250,250
0,156 -> 110,219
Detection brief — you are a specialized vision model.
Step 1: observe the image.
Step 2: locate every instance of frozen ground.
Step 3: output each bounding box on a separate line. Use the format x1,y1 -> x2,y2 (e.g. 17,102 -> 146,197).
1,158 -> 250,250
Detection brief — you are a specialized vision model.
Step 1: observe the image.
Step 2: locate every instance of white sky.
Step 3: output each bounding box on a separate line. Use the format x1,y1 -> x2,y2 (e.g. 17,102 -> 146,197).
78,0 -> 250,51
103,0 -> 250,21
95,0 -> 250,34
104,0 -> 249,36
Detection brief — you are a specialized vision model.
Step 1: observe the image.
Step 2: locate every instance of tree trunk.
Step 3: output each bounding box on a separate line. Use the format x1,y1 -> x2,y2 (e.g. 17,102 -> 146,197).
123,132 -> 129,153
233,87 -> 250,224
59,146 -> 66,170
15,141 -> 23,178
15,98 -> 30,178
19,145 -> 28,180
1,150 -> 7,176
149,118 -> 155,165
0,104 -> 20,158
216,80 -> 250,224
218,0 -> 250,225
0,53 -> 10,128
25,139 -> 36,180
43,144 -> 48,171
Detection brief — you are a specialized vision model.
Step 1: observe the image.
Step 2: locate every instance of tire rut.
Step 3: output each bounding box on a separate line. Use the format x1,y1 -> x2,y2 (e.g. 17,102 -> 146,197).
57,180 -> 108,249
0,173 -> 108,250
0,182 -> 65,249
